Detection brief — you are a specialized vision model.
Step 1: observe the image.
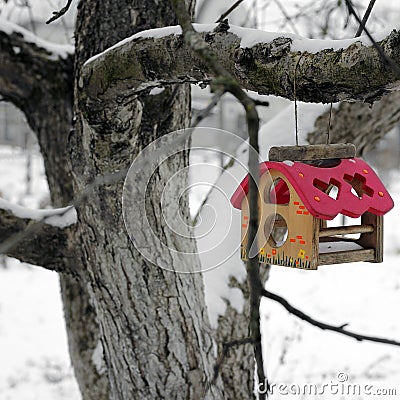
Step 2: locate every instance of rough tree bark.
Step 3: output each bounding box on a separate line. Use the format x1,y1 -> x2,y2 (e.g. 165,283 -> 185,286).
0,13 -> 109,400
70,1 -> 225,399
1,2 -> 400,400
0,2 -> 255,398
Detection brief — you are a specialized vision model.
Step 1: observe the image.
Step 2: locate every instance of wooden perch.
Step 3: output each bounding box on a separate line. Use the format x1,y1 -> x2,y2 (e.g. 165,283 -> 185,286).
319,224 -> 374,237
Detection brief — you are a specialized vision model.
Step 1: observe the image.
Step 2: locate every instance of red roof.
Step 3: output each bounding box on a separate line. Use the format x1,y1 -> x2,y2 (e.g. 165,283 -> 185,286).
230,158 -> 394,220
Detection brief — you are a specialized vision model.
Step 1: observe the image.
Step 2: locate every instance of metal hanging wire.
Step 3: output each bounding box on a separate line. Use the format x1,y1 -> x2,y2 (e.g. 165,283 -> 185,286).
326,102 -> 333,144
293,55 -> 303,146
325,1 -> 378,145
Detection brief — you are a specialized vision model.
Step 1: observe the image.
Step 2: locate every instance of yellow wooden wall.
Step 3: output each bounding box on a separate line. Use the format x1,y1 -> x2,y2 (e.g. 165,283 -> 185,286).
240,169 -> 319,270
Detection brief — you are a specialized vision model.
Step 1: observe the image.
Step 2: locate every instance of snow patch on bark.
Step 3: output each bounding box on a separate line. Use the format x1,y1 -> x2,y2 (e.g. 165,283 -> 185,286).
91,340 -> 106,375
228,25 -> 394,53
0,198 -> 77,228
84,23 -> 217,66
149,87 -> 165,95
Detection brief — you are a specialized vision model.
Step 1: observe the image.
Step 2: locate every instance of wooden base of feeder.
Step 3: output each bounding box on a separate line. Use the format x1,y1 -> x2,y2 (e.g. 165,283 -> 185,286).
242,212 -> 383,269
319,248 -> 375,265
269,143 -> 356,162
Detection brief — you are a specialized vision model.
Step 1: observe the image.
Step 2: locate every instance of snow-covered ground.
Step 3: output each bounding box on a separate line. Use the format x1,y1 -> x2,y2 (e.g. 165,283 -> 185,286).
0,259 -> 80,400
263,190 -> 400,399
0,146 -> 80,400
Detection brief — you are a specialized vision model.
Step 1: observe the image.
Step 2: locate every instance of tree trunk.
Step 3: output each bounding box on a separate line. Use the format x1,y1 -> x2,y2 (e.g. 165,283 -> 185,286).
69,1 -> 225,398
1,0 -> 262,397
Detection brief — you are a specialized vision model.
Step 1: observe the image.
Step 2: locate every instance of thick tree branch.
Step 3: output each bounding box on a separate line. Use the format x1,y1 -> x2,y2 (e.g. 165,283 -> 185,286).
308,0 -> 396,150
0,204 -> 75,273
0,168 -> 127,270
345,0 -> 400,78
0,17 -> 73,119
0,17 -> 74,203
262,289 -> 400,347
82,23 -> 400,113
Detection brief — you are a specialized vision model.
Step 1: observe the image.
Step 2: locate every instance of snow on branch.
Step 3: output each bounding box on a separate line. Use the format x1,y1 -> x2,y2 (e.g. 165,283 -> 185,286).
0,199 -> 77,228
0,16 -> 73,125
0,168 -> 128,273
0,16 -> 74,59
0,199 -> 76,273
82,21 -> 400,107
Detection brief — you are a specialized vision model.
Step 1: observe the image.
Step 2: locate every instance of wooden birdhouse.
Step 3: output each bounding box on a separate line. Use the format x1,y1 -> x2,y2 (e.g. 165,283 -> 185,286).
230,144 -> 394,270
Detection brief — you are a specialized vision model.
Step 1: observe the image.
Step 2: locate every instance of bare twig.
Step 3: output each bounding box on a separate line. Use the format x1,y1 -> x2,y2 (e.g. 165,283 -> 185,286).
46,0 -> 73,24
209,337 -> 253,388
254,99 -> 270,107
193,90 -> 268,129
24,0 -> 37,35
45,0 -> 73,43
170,1 -> 266,397
191,155 -> 236,227
261,289 -> 400,347
273,0 -> 300,35
355,0 -> 376,38
191,92 -> 267,226
216,0 -> 246,23
191,89 -> 225,128
345,0 -> 400,78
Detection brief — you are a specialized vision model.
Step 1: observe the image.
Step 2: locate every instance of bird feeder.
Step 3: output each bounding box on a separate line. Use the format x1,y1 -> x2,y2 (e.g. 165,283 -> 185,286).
230,144 -> 394,270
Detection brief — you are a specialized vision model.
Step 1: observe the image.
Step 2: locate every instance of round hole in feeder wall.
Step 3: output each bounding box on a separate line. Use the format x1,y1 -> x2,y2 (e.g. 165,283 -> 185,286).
264,178 -> 290,205
265,214 -> 289,248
